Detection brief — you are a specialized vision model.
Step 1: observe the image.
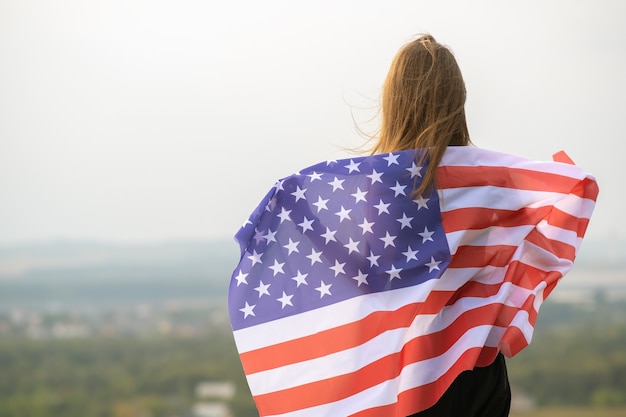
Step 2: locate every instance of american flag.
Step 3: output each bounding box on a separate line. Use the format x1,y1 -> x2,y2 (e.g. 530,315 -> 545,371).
229,147 -> 598,417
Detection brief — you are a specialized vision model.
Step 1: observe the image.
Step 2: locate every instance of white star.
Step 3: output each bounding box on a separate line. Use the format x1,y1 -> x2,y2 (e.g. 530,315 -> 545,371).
345,159 -> 361,173
277,207 -> 292,223
413,195 -> 430,209
358,218 -> 375,234
351,187 -> 368,203
312,196 -> 329,212
269,259 -> 285,276
418,226 -> 435,243
254,281 -> 270,297
379,231 -> 397,248
329,260 -> 346,277
283,238 -> 300,255
291,186 -> 307,202
425,256 -> 442,273
386,264 -> 403,280
306,249 -> 323,265
374,199 -> 390,215
321,227 -> 338,244
298,216 -> 315,233
352,270 -> 369,286
390,181 -> 407,197
277,291 -> 294,308
239,302 -> 256,318
316,281 -> 332,298
253,228 -> 265,245
335,206 -> 352,223
343,238 -> 360,254
263,229 -> 277,243
292,270 -> 309,287
274,179 -> 285,191
396,213 -> 414,229
406,162 -> 423,178
234,271 -> 248,286
383,153 -> 400,166
402,246 -> 419,262
247,250 -> 262,266
308,171 -> 322,181
366,251 -> 380,267
367,169 -> 383,184
328,177 -> 345,191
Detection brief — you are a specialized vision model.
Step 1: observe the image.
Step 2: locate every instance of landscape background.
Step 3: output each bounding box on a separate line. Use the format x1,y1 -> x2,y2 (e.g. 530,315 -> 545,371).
1,238 -> 625,417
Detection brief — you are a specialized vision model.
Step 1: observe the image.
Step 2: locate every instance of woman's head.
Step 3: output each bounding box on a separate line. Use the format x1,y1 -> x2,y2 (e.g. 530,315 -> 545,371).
372,34 -> 471,196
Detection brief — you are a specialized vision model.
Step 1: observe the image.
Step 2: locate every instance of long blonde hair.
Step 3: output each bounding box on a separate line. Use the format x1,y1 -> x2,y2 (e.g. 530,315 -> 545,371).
371,34 -> 471,197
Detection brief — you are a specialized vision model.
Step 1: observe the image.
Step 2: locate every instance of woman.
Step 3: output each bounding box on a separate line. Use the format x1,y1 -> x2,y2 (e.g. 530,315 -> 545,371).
374,34 -> 511,417
229,34 -> 596,417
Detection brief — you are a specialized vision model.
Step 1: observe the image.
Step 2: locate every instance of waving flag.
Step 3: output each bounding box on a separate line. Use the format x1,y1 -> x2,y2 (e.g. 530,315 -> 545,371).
229,147 -> 598,417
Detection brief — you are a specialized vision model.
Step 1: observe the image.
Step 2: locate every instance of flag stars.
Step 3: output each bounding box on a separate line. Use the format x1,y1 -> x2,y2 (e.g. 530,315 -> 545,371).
239,302 -> 256,318
374,199 -> 391,215
402,246 -> 419,262
386,264 -> 403,280
263,229 -> 277,243
390,181 -> 407,197
345,159 -> 361,173
335,206 -> 352,223
283,238 -> 300,255
321,227 -> 338,244
329,260 -> 346,277
298,216 -> 315,233
425,256 -> 442,273
367,169 -> 383,184
307,249 -> 323,265
316,281 -> 332,298
406,162 -> 423,178
379,231 -> 397,248
418,226 -> 435,243
352,270 -> 369,287
367,251 -> 380,267
234,271 -> 248,286
307,171 -> 323,182
291,186 -> 307,202
414,195 -> 430,210
277,207 -> 292,223
312,196 -> 329,212
351,187 -> 368,203
396,213 -> 414,229
254,281 -> 271,298
383,153 -> 400,166
343,238 -> 360,254
291,270 -> 309,287
269,259 -> 285,276
247,250 -> 262,266
358,218 -> 375,235
276,292 -> 294,309
328,177 -> 345,191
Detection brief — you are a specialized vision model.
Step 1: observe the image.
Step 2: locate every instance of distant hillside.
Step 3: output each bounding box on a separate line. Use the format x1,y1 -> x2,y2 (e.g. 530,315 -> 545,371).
0,239 -> 239,309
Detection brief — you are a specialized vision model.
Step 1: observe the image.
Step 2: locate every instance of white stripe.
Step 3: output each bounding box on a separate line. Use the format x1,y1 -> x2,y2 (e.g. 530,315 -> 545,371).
246,281 -> 532,395
553,194 -> 596,219
439,186 -> 569,212
440,147 -> 592,180
445,225 -> 535,255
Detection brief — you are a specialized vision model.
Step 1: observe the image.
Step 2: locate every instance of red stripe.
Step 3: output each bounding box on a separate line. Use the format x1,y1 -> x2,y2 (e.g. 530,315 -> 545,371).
441,206 -> 589,237
253,304 -> 523,416
437,165 -> 587,197
525,228 -> 576,261
350,347 -> 500,417
449,245 -> 517,268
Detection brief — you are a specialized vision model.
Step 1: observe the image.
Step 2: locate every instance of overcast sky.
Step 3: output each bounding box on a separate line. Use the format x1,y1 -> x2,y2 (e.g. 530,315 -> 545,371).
0,0 -> 624,246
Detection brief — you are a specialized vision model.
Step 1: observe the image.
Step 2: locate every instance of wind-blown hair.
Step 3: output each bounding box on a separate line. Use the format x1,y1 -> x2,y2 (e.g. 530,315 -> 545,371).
371,34 -> 471,197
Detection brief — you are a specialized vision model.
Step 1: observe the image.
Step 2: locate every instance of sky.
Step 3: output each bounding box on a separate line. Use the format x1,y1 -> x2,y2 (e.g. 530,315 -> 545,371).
1,0 -> 624,246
